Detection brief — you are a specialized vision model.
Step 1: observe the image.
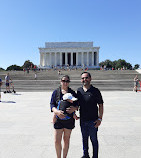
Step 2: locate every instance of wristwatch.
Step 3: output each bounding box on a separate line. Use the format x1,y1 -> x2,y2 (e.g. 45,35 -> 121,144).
98,118 -> 102,121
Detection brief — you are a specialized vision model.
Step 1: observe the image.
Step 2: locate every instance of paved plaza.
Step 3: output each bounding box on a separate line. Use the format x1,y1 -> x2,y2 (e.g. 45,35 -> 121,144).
0,91 -> 141,158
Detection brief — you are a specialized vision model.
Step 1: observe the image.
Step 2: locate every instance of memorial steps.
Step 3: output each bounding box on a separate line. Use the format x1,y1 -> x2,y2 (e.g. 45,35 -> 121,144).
0,70 -> 140,91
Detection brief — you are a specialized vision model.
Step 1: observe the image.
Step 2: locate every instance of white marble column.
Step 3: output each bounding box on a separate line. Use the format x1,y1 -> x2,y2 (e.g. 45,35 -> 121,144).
65,52 -> 67,66
87,52 -> 89,66
55,52 -> 57,67
50,53 -> 52,66
40,53 -> 42,66
43,53 -> 46,66
60,52 -> 62,66
81,52 -> 84,66
76,52 -> 78,66
45,53 -> 47,66
92,52 -> 94,66
71,52 -> 73,66
42,53 -> 44,66
96,51 -> 99,66
43,53 -> 45,66
46,53 -> 48,66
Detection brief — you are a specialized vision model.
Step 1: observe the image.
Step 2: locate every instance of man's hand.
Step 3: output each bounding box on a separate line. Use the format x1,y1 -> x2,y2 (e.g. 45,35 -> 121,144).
94,119 -> 101,128
56,110 -> 65,119
66,106 -> 77,114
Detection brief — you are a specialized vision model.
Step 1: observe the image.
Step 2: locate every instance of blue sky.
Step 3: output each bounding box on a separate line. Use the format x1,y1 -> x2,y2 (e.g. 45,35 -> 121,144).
0,0 -> 141,69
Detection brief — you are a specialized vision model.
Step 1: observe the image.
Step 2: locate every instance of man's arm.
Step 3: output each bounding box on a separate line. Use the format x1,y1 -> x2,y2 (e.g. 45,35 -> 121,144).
66,90 -> 79,114
98,104 -> 104,119
94,104 -> 104,128
66,106 -> 78,114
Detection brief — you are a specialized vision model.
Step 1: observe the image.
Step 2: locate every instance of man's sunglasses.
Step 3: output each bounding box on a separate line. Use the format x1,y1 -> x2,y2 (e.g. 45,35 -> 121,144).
81,77 -> 89,80
61,80 -> 70,83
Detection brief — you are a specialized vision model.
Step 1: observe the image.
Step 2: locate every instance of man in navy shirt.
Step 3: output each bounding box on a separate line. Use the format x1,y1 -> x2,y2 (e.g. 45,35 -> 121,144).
77,72 -> 104,158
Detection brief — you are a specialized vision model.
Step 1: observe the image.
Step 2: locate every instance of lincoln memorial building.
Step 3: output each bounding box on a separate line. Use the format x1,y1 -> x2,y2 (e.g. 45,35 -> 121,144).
39,42 -> 100,68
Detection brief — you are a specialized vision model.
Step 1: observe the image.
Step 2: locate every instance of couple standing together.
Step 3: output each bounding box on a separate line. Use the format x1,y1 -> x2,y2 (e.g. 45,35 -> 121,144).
50,72 -> 104,158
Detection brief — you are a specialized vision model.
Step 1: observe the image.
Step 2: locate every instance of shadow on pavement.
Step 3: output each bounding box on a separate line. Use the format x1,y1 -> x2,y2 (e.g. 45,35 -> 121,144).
1,101 -> 16,103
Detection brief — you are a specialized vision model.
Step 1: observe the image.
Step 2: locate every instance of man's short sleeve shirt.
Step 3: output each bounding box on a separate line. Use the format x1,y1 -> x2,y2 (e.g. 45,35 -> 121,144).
77,85 -> 103,121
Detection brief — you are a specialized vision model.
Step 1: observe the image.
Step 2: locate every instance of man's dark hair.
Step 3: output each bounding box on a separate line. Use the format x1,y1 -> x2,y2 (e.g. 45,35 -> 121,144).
61,75 -> 70,81
81,72 -> 91,78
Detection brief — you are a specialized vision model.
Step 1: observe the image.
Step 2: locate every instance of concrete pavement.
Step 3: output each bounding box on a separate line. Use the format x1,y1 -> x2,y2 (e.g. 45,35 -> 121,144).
0,91 -> 141,158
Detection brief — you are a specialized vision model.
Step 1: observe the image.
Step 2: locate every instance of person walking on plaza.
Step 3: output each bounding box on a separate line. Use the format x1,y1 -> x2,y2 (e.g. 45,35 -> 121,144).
0,78 -> 2,102
50,75 -> 78,158
5,73 -> 11,93
34,72 -> 37,80
133,75 -> 139,92
77,72 -> 104,158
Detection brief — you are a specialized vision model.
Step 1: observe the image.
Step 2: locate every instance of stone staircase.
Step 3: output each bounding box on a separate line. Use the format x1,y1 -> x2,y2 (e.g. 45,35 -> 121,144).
0,70 -> 140,91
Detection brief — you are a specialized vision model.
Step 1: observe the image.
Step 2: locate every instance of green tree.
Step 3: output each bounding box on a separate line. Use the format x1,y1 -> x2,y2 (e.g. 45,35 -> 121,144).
126,62 -> 132,70
115,59 -> 125,69
6,65 -> 23,71
104,59 -> 112,68
99,59 -> 133,70
112,60 -> 118,69
0,67 -> 5,71
99,61 -> 105,67
114,59 -> 132,70
23,60 -> 34,69
134,64 -> 140,69
99,59 -> 113,69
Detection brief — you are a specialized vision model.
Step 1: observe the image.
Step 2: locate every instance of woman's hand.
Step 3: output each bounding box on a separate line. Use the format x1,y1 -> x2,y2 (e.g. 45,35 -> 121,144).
56,110 -> 65,119
52,107 -> 65,119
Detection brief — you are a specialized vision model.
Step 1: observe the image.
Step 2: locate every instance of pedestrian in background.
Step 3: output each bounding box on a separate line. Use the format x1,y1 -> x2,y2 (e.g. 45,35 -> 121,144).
133,75 -> 139,92
5,73 -> 11,93
34,72 -> 37,80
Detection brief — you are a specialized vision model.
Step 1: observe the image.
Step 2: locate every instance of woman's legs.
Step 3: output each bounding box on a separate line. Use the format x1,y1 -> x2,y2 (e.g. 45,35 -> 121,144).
54,129 -> 64,158
63,128 -> 72,158
52,113 -> 57,123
